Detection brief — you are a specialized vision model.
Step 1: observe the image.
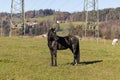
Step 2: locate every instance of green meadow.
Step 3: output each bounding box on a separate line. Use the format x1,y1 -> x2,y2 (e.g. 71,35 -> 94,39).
26,15 -> 55,22
0,37 -> 120,80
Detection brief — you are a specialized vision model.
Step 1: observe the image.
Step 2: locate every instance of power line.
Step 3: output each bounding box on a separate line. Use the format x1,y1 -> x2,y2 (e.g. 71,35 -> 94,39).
72,0 -> 84,12
53,0 -> 70,11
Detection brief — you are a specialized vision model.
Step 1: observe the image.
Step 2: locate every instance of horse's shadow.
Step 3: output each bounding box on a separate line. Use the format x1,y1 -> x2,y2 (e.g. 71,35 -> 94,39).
79,60 -> 103,65
67,60 -> 103,65
0,59 -> 16,63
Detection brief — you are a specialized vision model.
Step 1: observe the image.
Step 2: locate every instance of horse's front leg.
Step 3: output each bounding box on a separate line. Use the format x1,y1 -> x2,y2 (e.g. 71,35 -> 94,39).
51,54 -> 54,66
50,50 -> 54,66
53,50 -> 57,66
51,50 -> 57,66
54,52 -> 57,66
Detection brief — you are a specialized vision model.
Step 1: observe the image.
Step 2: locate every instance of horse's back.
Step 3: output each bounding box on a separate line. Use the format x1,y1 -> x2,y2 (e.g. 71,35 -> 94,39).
56,36 -> 70,50
56,35 -> 79,50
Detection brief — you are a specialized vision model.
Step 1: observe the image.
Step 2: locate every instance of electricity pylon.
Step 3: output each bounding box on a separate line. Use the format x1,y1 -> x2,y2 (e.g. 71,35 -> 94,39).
84,0 -> 99,38
10,0 -> 25,36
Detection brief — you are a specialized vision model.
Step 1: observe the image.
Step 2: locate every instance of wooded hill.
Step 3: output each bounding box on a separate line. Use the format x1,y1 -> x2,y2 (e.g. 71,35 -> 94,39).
0,7 -> 120,22
0,7 -> 120,39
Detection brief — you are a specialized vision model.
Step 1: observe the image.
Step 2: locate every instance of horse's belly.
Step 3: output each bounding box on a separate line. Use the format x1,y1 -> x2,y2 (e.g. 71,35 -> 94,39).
57,44 -> 68,50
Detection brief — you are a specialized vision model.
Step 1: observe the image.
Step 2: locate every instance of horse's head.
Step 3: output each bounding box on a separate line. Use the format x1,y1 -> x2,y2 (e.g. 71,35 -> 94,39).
48,28 -> 57,41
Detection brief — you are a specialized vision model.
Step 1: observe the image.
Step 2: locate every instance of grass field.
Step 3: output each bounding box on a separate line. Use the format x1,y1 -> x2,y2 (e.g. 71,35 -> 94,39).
0,37 -> 120,80
26,15 -> 54,22
60,21 -> 84,28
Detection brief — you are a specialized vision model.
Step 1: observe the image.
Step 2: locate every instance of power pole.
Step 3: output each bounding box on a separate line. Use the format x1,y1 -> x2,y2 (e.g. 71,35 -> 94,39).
84,0 -> 99,38
0,18 -> 3,37
10,0 -> 13,37
10,0 -> 25,36
22,0 -> 25,35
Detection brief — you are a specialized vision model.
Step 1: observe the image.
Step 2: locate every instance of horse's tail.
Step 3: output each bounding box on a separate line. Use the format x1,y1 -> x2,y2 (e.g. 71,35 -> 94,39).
77,42 -> 80,63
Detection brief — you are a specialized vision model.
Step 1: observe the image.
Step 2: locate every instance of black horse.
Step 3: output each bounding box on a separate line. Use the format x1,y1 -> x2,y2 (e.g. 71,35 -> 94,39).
47,28 -> 80,66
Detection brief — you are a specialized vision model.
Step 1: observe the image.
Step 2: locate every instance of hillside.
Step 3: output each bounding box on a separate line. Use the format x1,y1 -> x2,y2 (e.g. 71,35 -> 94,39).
0,7 -> 120,39
0,7 -> 120,22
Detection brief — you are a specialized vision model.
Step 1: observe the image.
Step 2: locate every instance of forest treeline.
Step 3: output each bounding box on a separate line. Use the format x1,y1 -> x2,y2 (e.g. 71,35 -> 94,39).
0,7 -> 120,22
0,7 -> 120,39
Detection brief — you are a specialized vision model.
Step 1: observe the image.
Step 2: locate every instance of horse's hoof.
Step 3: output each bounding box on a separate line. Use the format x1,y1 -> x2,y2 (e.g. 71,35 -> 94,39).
51,64 -> 57,67
73,63 -> 77,66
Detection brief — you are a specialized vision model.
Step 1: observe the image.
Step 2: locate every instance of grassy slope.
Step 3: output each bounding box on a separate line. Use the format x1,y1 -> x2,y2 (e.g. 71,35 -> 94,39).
60,22 -> 84,28
0,37 -> 120,80
26,15 -> 84,28
26,15 -> 54,22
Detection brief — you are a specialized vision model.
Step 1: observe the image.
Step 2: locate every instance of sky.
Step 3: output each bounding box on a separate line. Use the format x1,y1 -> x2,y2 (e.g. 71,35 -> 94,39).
0,0 -> 120,13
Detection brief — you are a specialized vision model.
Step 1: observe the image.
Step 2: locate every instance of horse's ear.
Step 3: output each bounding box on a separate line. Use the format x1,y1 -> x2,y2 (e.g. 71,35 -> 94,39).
49,27 -> 52,30
53,27 -> 56,31
52,27 -> 56,32
50,27 -> 55,30
49,27 -> 56,33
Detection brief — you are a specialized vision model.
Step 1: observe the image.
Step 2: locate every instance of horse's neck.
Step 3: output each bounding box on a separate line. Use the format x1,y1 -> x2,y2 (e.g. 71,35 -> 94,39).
48,36 -> 58,42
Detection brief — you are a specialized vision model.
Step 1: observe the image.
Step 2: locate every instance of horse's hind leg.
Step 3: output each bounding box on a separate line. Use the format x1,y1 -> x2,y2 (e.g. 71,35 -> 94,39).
72,44 -> 80,65
73,55 -> 78,65
76,44 -> 80,64
71,45 -> 77,65
73,52 -> 80,65
77,54 -> 80,63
